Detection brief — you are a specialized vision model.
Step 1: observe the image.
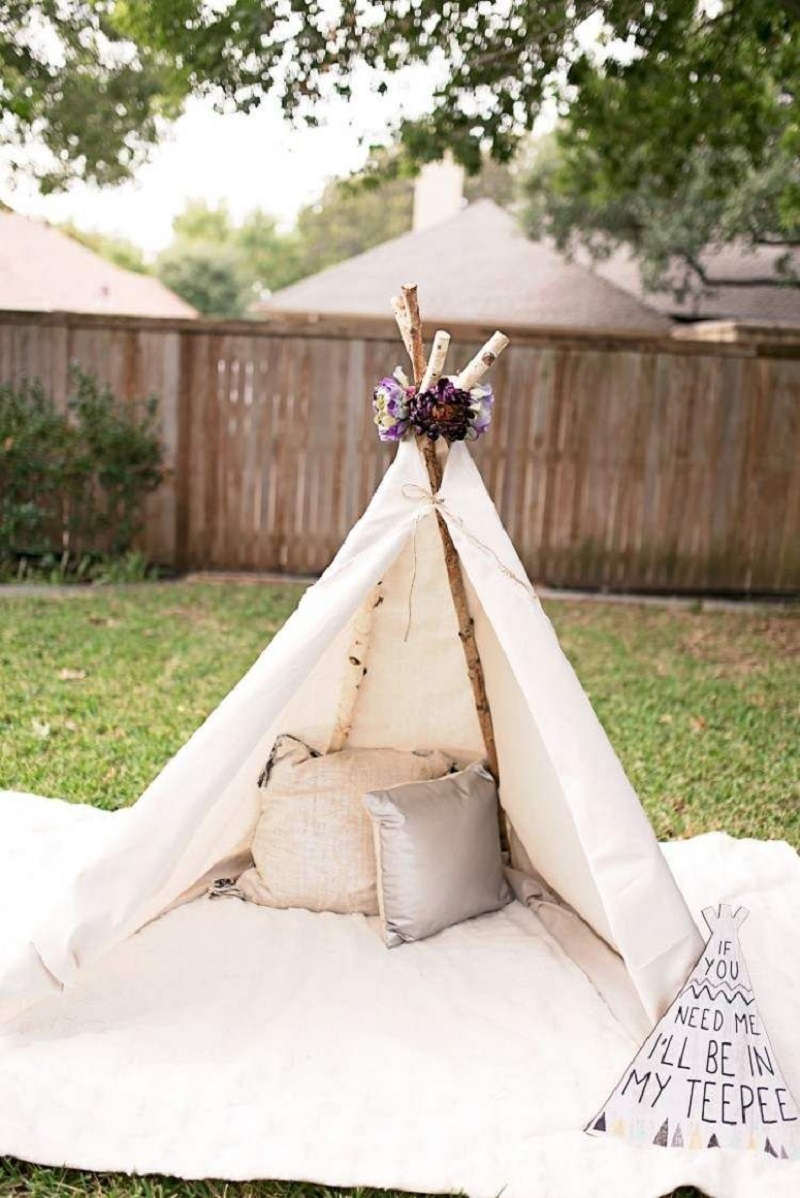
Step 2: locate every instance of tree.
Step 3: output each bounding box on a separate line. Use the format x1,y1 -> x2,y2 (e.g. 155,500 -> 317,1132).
293,152 -> 520,278
294,175 -> 413,275
153,199 -> 305,314
5,2 -> 799,239
156,242 -> 251,318
520,2 -> 799,296
126,4 -> 800,193
3,3 -> 578,190
464,155 -> 524,209
560,1 -> 798,228
172,199 -> 234,246
236,210 -> 306,295
127,2 -> 594,172
58,223 -> 148,275
0,1 -> 183,192
152,150 -> 519,318
523,135 -> 799,300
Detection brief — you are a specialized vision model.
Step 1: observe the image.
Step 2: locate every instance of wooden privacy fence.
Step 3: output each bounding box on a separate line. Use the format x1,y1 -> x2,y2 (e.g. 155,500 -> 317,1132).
1,308 -> 799,593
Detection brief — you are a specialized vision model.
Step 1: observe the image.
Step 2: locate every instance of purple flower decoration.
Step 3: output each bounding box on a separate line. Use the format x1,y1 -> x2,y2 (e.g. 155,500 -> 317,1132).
372,372 -> 494,444
409,377 -> 470,442
466,382 -> 494,441
373,375 -> 413,441
409,378 -> 495,443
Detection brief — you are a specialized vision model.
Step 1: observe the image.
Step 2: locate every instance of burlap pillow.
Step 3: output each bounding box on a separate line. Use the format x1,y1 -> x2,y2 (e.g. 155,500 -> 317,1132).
250,736 -> 453,915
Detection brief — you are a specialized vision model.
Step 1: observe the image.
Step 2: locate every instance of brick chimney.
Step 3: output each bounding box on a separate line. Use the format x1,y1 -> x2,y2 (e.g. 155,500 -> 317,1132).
412,156 -> 465,232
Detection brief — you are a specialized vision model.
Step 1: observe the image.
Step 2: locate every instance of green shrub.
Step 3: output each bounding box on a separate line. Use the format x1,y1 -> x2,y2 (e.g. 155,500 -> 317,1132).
0,375 -> 65,554
89,550 -> 157,585
10,549 -> 158,585
0,366 -> 165,574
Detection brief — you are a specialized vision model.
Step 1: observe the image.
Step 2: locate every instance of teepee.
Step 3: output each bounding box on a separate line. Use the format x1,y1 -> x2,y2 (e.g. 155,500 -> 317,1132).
0,286 -> 703,1029
587,904 -> 800,1159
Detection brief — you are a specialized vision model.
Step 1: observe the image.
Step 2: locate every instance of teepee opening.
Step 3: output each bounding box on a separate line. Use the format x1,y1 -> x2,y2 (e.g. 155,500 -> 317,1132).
254,509 -> 618,949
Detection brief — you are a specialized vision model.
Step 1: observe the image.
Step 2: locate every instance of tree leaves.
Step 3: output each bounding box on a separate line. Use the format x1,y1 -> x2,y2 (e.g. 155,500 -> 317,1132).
0,1 -> 184,191
521,2 -> 800,296
5,0 -> 798,315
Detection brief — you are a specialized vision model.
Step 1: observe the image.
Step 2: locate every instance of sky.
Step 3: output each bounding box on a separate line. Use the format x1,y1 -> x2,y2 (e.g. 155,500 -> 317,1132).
1,67 -> 439,259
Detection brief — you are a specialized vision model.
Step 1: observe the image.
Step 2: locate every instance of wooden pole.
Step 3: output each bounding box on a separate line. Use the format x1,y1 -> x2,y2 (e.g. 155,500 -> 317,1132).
393,286 -> 500,780
328,584 -> 382,752
420,330 -> 451,391
390,295 -> 414,363
456,331 -> 510,389
400,283 -> 427,385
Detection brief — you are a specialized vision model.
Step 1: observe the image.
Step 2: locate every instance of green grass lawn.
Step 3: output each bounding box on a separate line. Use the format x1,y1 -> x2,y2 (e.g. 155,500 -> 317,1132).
0,582 -> 798,1198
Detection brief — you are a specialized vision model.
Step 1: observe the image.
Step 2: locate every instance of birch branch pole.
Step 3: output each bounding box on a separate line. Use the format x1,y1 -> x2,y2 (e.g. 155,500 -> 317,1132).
328,584 -> 382,752
400,283 -> 427,385
420,330 -> 450,391
391,284 -> 508,783
456,331 -> 510,390
390,295 -> 414,363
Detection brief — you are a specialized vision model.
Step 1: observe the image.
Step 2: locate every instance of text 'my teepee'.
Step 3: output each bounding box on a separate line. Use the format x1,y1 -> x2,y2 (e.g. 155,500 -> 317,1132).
587,904 -> 799,1159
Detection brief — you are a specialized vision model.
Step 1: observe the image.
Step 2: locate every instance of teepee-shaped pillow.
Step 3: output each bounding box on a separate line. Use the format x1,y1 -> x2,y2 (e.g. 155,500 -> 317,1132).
586,904 -> 799,1160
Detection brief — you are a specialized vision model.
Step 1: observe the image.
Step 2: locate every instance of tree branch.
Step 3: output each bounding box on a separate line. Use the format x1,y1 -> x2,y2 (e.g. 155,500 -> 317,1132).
701,275 -> 800,289
753,237 -> 800,248
690,265 -> 800,290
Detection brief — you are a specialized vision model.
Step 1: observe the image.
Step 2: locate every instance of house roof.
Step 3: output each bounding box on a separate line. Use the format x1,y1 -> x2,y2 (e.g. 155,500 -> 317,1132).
264,200 -> 672,332
0,212 -> 196,318
589,243 -> 800,325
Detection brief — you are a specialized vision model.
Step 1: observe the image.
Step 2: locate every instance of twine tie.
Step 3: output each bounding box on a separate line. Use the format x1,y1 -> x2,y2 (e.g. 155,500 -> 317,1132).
400,482 -> 534,640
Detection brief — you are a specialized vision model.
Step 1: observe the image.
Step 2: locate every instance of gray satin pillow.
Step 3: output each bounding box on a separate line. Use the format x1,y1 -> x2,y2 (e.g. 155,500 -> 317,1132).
363,761 -> 513,947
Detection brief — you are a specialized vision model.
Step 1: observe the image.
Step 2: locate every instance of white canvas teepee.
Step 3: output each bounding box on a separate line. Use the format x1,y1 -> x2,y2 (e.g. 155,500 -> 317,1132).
1,287 -> 799,1198
0,420 -> 704,1028
587,903 -> 800,1158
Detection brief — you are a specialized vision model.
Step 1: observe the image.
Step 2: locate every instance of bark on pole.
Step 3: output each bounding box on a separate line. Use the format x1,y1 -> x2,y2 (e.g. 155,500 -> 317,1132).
390,295 -> 414,363
392,285 -> 500,781
456,331 -> 510,390
400,283 -> 427,385
420,330 -> 451,391
328,584 -> 382,752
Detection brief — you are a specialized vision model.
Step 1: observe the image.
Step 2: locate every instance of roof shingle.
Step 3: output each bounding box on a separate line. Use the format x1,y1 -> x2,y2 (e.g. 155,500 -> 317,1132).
590,243 -> 800,324
264,200 -> 672,332
0,212 -> 196,318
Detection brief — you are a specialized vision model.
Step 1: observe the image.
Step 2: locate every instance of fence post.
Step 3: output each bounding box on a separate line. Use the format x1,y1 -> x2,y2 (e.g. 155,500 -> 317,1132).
174,330 -> 194,572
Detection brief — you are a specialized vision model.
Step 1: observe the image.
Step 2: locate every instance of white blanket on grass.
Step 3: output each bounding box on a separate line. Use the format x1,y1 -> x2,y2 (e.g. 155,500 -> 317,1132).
0,790 -> 798,1198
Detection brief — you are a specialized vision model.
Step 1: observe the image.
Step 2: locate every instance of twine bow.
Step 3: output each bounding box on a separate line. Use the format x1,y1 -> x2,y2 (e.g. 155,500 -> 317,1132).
400,482 -> 534,640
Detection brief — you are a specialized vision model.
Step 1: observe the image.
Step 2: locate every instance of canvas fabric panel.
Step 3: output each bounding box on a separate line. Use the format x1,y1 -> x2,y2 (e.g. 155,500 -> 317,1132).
0,448 -> 426,1018
437,443 -> 705,1018
347,513 -> 484,760
468,577 -> 618,946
